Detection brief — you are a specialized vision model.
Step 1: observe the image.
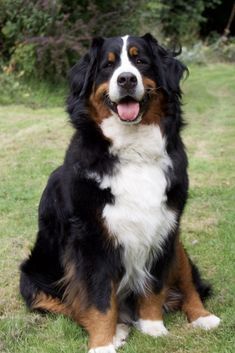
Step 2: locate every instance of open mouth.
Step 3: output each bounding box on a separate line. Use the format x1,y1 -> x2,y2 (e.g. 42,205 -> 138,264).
105,95 -> 149,123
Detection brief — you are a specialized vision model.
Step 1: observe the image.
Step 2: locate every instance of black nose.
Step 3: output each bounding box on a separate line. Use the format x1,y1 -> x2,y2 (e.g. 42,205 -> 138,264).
117,72 -> 137,89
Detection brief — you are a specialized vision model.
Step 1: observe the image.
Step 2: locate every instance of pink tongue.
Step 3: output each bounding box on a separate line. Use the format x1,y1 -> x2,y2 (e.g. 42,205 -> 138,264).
117,102 -> 140,121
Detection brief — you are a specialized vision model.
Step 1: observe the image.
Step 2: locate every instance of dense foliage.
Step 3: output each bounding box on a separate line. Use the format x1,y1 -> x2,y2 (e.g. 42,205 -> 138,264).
0,0 -> 144,81
0,0 -> 231,82
160,0 -> 222,44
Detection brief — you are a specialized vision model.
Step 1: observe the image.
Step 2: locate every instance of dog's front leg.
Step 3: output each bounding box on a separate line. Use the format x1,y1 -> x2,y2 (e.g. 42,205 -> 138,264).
78,285 -> 117,353
136,290 -> 169,337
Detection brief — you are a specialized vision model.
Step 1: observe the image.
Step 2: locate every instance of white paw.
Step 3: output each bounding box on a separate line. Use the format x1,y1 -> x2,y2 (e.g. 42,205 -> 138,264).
191,314 -> 221,330
113,323 -> 130,348
88,343 -> 116,353
137,319 -> 168,337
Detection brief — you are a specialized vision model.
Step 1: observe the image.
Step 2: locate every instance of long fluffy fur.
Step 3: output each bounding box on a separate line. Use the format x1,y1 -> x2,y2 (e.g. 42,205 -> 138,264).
20,34 -> 211,320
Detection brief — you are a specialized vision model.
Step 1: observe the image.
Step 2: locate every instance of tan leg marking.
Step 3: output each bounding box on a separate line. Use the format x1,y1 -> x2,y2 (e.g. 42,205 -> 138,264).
177,243 -> 211,322
138,290 -> 166,321
32,291 -> 71,316
137,290 -> 168,337
77,287 -> 117,349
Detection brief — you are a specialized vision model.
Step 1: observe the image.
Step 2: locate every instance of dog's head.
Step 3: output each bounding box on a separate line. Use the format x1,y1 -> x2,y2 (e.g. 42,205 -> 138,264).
68,34 -> 187,126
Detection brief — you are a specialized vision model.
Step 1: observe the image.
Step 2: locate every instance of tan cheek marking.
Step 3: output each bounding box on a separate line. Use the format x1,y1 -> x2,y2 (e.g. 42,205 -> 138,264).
129,46 -> 138,56
108,52 -> 115,62
92,82 -> 109,98
143,77 -> 157,90
141,93 -> 166,126
141,76 -> 166,126
89,83 -> 111,124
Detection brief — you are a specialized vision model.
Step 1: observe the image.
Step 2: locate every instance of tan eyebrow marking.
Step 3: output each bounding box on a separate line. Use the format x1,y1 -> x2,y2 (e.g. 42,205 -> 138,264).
129,46 -> 138,56
108,52 -> 116,62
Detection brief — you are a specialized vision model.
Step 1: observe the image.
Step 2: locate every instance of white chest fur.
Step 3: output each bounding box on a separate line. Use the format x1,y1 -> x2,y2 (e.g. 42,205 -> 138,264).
100,116 -> 176,295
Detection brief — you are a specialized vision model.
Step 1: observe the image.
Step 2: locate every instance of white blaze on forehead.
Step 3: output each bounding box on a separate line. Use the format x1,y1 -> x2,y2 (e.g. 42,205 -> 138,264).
109,35 -> 144,103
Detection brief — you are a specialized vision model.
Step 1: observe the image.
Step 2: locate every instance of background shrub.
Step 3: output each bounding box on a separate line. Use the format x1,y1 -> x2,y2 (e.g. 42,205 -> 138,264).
0,0 -> 234,83
159,0 -> 222,45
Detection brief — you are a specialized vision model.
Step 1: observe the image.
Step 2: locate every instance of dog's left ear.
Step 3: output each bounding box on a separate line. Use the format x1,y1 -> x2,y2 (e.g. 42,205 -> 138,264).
68,37 -> 104,99
142,33 -> 187,96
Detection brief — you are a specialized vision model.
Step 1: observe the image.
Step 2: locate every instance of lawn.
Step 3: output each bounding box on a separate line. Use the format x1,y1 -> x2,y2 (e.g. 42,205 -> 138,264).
0,64 -> 234,353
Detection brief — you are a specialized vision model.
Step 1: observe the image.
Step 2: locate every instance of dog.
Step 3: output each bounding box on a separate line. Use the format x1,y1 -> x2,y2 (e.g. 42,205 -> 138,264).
20,34 -> 220,353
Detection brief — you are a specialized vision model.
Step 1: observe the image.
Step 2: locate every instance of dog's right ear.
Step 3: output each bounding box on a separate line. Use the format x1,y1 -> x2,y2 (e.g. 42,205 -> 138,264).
68,37 -> 104,99
142,33 -> 187,97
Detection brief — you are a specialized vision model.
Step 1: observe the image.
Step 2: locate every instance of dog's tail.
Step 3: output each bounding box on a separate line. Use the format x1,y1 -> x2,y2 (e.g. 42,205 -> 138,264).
190,260 -> 212,300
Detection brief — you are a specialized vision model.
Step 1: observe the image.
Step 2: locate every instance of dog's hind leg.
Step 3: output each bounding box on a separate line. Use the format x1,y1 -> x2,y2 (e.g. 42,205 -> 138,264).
177,243 -> 220,330
31,291 -> 71,316
20,271 -> 71,316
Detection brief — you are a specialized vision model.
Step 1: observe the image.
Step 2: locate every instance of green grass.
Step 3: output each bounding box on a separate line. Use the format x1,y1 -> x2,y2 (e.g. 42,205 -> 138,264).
0,63 -> 235,353
0,74 -> 66,108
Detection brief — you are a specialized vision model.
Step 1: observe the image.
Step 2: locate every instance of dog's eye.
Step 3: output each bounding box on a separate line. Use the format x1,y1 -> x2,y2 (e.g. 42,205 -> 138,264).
136,58 -> 144,65
104,61 -> 114,68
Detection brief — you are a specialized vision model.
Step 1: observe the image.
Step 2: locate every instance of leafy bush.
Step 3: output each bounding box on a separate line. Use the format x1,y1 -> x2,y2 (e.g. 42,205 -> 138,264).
222,43 -> 235,62
0,71 -> 66,106
0,0 -> 90,81
0,0 -> 232,84
0,0 -> 145,82
159,0 -> 222,45
179,43 -> 207,65
9,43 -> 36,78
207,39 -> 235,63
179,39 -> 235,65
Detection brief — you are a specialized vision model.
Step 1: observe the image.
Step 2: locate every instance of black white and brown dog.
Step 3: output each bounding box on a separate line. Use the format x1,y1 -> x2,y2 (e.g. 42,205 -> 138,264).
20,34 -> 220,353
